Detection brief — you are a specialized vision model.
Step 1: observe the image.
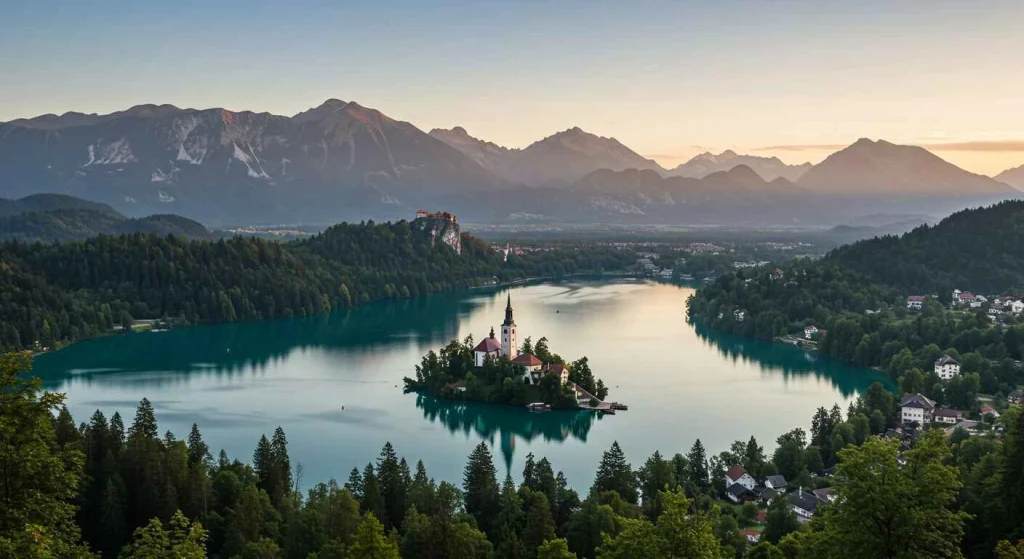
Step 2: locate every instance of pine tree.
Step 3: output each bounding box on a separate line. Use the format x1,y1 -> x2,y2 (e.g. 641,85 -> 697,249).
686,439 -> 710,494
269,426 -> 292,503
463,442 -> 501,537
345,467 -> 365,502
521,491 -> 557,558
361,463 -> 386,522
522,452 -> 538,491
495,475 -> 525,559
376,441 -> 404,530
591,441 -> 637,504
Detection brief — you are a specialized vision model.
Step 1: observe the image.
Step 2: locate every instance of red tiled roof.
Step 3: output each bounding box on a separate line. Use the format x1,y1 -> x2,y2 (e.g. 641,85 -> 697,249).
512,353 -> 543,366
544,363 -> 569,374
473,337 -> 501,353
725,465 -> 747,481
756,510 -> 767,522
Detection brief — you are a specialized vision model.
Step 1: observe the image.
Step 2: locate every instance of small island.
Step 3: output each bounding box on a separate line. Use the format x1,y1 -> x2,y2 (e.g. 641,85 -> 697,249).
403,294 -> 619,411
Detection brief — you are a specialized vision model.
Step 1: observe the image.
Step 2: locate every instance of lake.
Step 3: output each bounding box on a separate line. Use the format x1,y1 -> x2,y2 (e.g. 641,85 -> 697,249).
34,280 -> 888,491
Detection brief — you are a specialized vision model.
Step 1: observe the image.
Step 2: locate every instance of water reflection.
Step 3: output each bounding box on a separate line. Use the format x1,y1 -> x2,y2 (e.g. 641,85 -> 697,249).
688,318 -> 894,396
415,393 -> 598,471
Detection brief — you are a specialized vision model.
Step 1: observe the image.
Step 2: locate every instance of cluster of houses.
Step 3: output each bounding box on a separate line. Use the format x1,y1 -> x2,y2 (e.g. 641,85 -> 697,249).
723,466 -> 836,527
906,291 -> 1024,316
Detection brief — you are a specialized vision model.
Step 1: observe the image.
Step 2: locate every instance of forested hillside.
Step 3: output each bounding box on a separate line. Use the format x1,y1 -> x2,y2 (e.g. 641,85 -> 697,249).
827,200 -> 1024,293
0,193 -> 212,241
688,201 -> 1024,399
0,219 -> 635,352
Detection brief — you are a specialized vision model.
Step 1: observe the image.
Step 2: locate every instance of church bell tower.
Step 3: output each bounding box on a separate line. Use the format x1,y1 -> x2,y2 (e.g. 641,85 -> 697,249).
501,294 -> 518,358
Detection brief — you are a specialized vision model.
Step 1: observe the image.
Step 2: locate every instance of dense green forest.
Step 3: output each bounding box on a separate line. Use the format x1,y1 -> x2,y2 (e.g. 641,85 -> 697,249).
688,201 -> 1024,405
4,351 -> 1024,558
0,218 -> 636,353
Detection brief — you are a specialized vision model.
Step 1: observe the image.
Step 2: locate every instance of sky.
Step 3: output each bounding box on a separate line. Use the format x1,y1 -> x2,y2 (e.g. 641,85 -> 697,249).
2,0 -> 1023,175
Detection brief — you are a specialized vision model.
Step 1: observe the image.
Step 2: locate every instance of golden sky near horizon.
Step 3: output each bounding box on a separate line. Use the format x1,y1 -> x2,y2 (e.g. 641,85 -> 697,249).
2,1 -> 1023,176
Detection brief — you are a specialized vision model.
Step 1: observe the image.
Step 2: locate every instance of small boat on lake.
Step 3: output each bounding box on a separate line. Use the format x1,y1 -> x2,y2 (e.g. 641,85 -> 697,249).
526,402 -> 552,412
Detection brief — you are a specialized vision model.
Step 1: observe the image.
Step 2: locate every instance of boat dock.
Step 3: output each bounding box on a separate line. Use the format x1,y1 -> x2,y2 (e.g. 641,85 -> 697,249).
572,382 -> 627,415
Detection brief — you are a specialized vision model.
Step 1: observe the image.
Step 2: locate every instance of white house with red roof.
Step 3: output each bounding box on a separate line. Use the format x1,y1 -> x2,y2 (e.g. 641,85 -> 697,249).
804,325 -> 819,339
981,406 -> 1000,419
724,465 -> 756,491
906,295 -> 925,310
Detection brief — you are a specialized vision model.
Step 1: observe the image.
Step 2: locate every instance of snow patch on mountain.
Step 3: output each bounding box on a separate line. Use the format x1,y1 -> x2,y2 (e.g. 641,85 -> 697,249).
84,138 -> 136,166
232,142 -> 270,179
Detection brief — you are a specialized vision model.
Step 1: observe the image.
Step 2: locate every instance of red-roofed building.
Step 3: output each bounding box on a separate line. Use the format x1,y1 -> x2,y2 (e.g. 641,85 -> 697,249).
473,328 -> 502,367
725,465 -> 756,491
741,530 -> 761,544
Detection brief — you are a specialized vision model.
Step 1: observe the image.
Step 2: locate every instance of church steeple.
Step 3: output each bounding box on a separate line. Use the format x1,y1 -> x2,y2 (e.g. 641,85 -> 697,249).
503,294 -> 515,326
500,293 -> 518,358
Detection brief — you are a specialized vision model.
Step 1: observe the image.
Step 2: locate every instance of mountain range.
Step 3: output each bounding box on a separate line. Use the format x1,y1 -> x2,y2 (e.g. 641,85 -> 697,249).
665,150 -> 812,181
0,99 -> 1020,226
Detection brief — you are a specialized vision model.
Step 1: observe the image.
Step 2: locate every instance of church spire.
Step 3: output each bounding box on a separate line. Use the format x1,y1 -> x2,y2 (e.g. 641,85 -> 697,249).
503,294 -> 514,326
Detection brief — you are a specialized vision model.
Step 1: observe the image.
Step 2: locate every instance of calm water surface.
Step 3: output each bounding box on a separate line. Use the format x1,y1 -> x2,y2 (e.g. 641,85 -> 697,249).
35,281 -> 888,490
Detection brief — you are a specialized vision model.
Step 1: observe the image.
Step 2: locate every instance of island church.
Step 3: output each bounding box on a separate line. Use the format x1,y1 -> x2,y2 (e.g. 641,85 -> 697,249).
472,295 -> 570,386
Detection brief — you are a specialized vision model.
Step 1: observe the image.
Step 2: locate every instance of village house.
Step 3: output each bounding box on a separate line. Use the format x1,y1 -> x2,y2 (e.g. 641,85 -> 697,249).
542,363 -> 571,385
906,295 -> 925,310
512,353 -> 545,383
981,406 -> 1001,419
934,355 -> 961,380
759,488 -> 780,505
1009,389 -> 1024,405
734,309 -> 747,322
741,530 -> 761,544
804,325 -> 819,339
1014,301 -> 1024,314
725,465 -> 757,491
787,488 -> 820,521
772,268 -> 784,280
726,484 -> 756,503
900,393 -> 936,425
934,408 -> 963,425
763,475 -> 788,491
812,487 -> 836,504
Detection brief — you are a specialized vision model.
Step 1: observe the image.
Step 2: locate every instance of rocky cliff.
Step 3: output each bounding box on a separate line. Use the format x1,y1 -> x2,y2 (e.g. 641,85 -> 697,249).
412,212 -> 462,254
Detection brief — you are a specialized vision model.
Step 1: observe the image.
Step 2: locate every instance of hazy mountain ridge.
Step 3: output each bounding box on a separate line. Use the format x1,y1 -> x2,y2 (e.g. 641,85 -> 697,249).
429,125 -> 662,186
667,150 -> 812,181
995,164 -> 1024,189
797,138 -> 1016,196
2,103 -> 1021,227
0,194 -> 211,241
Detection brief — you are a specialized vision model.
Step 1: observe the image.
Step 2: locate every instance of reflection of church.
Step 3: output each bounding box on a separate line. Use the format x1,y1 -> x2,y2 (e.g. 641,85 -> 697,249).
472,294 -> 570,386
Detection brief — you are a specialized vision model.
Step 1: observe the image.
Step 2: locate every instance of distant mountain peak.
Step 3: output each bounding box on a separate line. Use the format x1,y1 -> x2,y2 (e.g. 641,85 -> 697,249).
669,150 -> 810,182
994,164 -> 1024,190
798,138 -> 1015,197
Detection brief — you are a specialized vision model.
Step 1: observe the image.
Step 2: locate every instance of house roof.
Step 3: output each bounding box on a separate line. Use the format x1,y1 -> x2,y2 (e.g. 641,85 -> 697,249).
981,406 -> 998,415
511,353 -> 543,366
787,491 -> 820,512
906,296 -> 925,302
725,465 -> 747,481
544,363 -> 569,374
935,355 -> 960,366
756,510 -> 768,523
760,488 -> 779,502
726,483 -> 752,497
741,529 -> 760,539
473,337 -> 501,353
935,408 -> 962,418
811,488 -> 834,501
764,474 -> 788,487
900,393 -> 936,410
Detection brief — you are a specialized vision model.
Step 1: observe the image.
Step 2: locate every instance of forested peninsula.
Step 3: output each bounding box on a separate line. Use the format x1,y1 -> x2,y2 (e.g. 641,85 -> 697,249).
0,216 -> 635,353
688,201 -> 1024,399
